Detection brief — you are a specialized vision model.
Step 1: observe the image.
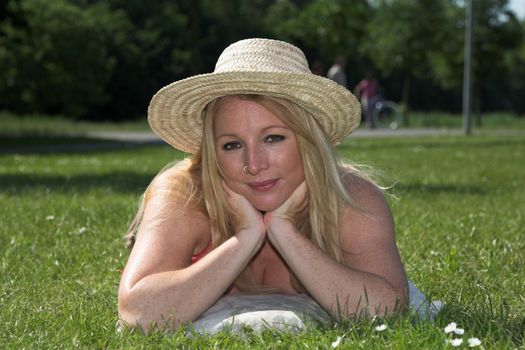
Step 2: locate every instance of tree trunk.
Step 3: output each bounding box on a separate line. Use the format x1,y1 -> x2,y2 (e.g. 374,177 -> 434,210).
474,84 -> 482,127
190,0 -> 202,75
401,74 -> 411,127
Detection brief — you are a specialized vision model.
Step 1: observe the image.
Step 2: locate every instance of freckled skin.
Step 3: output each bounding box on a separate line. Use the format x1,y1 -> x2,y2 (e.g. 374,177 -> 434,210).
213,97 -> 305,212
118,97 -> 408,332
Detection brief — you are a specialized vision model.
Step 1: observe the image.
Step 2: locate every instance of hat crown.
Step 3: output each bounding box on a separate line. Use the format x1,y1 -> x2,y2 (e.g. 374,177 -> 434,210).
214,38 -> 311,74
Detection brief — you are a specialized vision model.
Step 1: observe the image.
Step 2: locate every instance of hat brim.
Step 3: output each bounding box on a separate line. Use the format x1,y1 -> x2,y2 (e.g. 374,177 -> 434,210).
148,71 -> 361,154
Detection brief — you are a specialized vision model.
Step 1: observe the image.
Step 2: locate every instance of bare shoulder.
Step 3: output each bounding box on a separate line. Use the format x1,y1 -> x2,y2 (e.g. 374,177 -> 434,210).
143,160 -> 210,252
121,161 -> 210,288
338,166 -> 406,289
148,159 -> 195,198
338,165 -> 395,252
340,167 -> 390,216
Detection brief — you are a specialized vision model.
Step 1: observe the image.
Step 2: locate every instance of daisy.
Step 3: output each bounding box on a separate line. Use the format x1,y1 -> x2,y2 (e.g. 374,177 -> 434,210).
331,336 -> 342,348
375,324 -> 387,332
467,337 -> 482,347
447,338 -> 463,347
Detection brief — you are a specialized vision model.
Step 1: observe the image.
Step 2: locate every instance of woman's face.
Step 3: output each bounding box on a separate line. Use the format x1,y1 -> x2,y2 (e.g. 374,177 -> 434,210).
213,96 -> 305,212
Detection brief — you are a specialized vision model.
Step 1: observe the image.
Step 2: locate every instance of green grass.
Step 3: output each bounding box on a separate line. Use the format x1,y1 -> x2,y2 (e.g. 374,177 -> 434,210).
0,111 -> 150,135
0,111 -> 149,150
2,110 -> 525,137
406,111 -> 525,129
1,133 -> 524,348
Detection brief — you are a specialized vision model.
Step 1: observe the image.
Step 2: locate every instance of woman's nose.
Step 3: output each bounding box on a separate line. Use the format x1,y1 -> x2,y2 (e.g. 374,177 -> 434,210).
244,145 -> 269,175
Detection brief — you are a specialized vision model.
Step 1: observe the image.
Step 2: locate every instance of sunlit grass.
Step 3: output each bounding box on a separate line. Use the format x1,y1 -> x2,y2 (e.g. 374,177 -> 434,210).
407,111 -> 525,129
2,110 -> 524,138
1,133 -> 524,348
0,111 -> 150,135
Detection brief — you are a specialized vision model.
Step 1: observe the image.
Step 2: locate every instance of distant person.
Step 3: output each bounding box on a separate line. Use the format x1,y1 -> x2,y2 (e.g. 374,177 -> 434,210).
310,60 -> 324,76
326,55 -> 347,88
354,72 -> 380,128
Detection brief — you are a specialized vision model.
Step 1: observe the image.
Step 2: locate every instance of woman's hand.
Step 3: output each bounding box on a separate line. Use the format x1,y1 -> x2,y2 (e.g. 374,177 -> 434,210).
221,182 -> 266,247
264,182 -> 308,240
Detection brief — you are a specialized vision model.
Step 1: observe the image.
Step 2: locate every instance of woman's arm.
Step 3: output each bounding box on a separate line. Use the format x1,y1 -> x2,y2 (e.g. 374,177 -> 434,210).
265,177 -> 408,319
118,177 -> 265,332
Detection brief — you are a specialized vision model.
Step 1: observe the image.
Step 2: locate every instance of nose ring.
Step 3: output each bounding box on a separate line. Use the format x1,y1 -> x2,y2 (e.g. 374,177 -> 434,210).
243,165 -> 250,175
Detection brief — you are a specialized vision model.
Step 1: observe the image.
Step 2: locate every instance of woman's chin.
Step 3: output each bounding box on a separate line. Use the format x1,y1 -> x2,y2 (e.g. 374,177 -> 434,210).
251,199 -> 284,213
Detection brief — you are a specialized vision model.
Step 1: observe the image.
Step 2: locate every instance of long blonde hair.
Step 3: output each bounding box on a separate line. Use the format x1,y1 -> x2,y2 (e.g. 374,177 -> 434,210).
126,94 -> 369,292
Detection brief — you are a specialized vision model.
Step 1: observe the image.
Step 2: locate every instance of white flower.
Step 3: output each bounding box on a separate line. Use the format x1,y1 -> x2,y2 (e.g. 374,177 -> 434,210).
467,338 -> 482,347
444,322 -> 464,335
453,327 -> 465,335
78,227 -> 87,234
331,336 -> 342,348
444,322 -> 457,333
375,324 -> 387,331
46,215 -> 55,221
447,338 -> 463,347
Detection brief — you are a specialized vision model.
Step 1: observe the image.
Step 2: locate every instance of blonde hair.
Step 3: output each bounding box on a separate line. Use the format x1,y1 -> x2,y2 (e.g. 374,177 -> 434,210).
126,94 -> 374,292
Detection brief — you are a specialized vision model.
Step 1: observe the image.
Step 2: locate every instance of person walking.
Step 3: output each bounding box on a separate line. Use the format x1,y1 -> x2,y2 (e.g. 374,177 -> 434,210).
326,55 -> 348,88
354,72 -> 380,128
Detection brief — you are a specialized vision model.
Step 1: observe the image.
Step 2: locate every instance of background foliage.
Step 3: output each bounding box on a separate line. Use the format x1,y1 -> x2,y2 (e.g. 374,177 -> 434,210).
1,0 -> 524,120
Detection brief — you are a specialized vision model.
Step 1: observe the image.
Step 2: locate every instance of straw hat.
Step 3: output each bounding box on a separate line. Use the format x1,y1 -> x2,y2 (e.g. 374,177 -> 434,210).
148,38 -> 361,154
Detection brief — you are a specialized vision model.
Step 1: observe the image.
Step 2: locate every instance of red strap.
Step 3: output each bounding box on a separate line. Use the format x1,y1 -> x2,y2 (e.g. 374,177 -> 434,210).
191,242 -> 211,263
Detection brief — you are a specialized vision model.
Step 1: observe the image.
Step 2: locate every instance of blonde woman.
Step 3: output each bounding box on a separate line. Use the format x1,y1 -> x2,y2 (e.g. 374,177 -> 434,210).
118,39 -> 421,333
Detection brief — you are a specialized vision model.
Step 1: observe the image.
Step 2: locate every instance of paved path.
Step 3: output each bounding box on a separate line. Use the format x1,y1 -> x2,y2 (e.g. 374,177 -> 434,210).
85,128 -> 465,144
85,127 -> 524,143
2,128 -> 523,155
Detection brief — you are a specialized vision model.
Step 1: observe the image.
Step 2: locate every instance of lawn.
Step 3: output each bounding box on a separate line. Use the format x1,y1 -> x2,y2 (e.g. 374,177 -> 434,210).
1,132 -> 524,348
2,110 -> 525,137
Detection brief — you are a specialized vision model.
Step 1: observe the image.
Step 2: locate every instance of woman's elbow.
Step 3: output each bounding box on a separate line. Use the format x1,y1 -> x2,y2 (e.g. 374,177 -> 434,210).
335,284 -> 408,319
118,293 -> 153,333
117,290 -> 184,333
381,283 -> 408,316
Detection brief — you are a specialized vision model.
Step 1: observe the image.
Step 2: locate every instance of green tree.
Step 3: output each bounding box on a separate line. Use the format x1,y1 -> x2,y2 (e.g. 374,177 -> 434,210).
100,0 -> 192,120
429,0 -> 524,121
503,19 -> 525,114
362,0 -> 450,122
470,0 -> 523,122
265,0 -> 372,83
0,0 -> 123,118
101,0 -> 274,119
427,0 -> 465,90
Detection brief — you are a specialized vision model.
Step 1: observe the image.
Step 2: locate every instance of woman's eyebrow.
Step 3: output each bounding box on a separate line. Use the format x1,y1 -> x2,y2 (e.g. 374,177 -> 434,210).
261,125 -> 290,132
215,125 -> 290,140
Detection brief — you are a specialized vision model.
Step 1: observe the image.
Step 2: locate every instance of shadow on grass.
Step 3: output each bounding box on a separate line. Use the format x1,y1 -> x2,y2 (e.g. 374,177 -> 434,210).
437,293 -> 525,346
394,183 -> 489,196
0,133 -> 165,155
0,171 -> 155,194
339,136 -> 525,153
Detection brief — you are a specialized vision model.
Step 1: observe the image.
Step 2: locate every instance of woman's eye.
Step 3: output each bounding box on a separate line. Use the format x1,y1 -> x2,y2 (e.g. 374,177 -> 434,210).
266,135 -> 285,143
222,141 -> 242,151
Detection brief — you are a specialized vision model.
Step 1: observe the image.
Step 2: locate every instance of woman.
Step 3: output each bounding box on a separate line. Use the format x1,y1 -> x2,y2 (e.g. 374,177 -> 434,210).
118,38 -> 409,332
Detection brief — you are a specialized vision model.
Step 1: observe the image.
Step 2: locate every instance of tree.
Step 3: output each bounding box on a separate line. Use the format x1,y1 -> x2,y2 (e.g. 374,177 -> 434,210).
503,19 -> 525,114
100,0 -> 193,120
362,0 -> 450,123
0,0 -> 122,117
469,0 -> 523,123
265,0 -> 372,83
429,0 -> 524,121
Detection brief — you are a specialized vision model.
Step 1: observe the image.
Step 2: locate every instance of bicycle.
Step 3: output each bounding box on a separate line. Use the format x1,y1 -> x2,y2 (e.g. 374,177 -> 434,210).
372,99 -> 403,130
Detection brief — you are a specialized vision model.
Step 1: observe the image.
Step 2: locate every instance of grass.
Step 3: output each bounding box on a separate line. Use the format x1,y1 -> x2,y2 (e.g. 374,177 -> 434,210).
2,110 -> 524,137
1,131 -> 524,348
0,111 -> 150,135
406,111 -> 525,129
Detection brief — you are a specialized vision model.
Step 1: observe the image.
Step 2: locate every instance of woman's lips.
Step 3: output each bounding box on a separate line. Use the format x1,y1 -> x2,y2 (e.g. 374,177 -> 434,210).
248,179 -> 279,192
